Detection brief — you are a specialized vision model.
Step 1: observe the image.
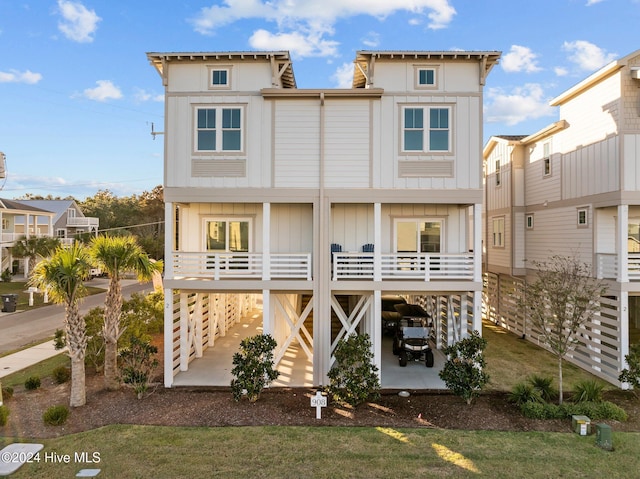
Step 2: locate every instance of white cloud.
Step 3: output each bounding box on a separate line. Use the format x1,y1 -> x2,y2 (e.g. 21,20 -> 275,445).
331,63 -> 354,88
554,66 -> 568,76
81,80 -> 122,102
134,88 -> 164,103
0,69 -> 42,84
362,31 -> 380,48
586,0 -> 605,5
249,29 -> 339,58
191,0 -> 455,57
501,45 -> 542,73
562,40 -> 617,72
57,0 -> 101,43
484,84 -> 555,126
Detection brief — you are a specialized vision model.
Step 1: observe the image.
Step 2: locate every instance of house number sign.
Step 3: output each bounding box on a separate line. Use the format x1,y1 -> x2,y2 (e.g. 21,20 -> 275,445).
310,390 -> 327,419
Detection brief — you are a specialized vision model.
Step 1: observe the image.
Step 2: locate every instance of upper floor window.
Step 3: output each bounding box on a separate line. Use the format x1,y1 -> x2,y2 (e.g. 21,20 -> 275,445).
414,65 -> 438,89
67,208 -> 76,218
526,214 -> 534,230
577,207 -> 589,228
402,106 -> 451,153
208,66 -> 231,89
204,218 -> 251,252
492,217 -> 504,247
196,107 -> 243,152
543,142 -> 551,177
495,159 -> 502,186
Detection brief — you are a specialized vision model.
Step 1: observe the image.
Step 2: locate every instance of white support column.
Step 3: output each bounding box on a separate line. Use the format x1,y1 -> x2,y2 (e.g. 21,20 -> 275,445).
372,290 -> 382,380
374,203 -> 382,281
194,294 -> 203,358
473,203 -> 482,282
620,290 -> 630,389
208,293 -> 216,347
165,202 -> 174,280
179,293 -> 189,371
262,289 -> 272,335
262,203 -> 271,280
460,294 -> 468,339
163,288 -> 174,387
618,204 -> 629,283
473,291 -> 482,334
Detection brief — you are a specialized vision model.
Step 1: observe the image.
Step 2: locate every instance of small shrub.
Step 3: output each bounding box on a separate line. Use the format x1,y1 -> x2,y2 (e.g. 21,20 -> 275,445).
1,268 -> 12,282
0,405 -> 9,426
566,401 -> 628,421
438,331 -> 489,405
2,385 -> 14,401
43,405 -> 69,426
24,376 -> 41,391
509,382 -> 543,406
572,379 -> 605,403
527,374 -> 557,402
327,333 -> 380,407
119,336 -> 159,400
520,401 -> 564,420
619,344 -> 640,392
52,366 -> 71,384
231,334 -> 280,402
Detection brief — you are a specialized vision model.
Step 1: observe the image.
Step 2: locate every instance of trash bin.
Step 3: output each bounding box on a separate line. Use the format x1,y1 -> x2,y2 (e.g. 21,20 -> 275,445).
1,293 -> 18,313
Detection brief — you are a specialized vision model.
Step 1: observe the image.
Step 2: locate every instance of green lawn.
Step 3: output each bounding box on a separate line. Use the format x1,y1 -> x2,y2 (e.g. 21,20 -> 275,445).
1,425 -> 639,478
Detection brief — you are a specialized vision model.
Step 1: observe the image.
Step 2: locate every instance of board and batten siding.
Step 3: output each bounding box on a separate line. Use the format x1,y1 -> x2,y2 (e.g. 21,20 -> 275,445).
556,72 -> 621,152
270,204 -> 314,253
524,147 -> 562,206
524,206 -> 593,265
623,134 -> 640,191
331,204 -> 374,253
324,100 -> 371,188
165,94 -> 268,188
484,141 -> 513,212
273,100 -> 320,188
561,135 -> 619,198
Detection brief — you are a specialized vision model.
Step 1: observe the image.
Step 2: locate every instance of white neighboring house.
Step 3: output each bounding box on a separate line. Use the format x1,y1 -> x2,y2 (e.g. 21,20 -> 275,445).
148,49 -> 501,388
14,199 -> 99,245
483,49 -> 640,387
0,198 -> 55,277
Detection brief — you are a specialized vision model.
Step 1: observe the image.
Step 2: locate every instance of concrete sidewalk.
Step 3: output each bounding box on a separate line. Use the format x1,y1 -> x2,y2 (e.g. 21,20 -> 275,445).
0,340 -> 66,379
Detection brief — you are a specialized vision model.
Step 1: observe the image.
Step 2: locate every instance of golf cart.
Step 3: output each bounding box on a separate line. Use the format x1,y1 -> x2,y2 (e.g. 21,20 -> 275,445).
392,303 -> 434,368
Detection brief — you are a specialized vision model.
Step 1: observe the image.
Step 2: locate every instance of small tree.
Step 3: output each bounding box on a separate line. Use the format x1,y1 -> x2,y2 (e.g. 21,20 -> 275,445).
438,331 -> 489,405
327,333 -> 380,407
119,336 -> 159,399
518,255 -> 608,404
230,334 -> 280,402
619,343 -> 640,395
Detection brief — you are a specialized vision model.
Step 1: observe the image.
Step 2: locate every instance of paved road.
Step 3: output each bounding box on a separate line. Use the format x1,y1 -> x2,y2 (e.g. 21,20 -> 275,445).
0,279 -> 154,353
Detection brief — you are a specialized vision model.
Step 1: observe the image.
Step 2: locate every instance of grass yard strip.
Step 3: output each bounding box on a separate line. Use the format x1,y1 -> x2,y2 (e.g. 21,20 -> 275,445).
0,355 -> 70,389
482,320 -> 611,392
2,425 -> 640,478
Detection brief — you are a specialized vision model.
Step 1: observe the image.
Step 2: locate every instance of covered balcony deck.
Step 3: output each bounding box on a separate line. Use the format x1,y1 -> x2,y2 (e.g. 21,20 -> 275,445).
169,251 -> 477,281
596,253 -> 640,281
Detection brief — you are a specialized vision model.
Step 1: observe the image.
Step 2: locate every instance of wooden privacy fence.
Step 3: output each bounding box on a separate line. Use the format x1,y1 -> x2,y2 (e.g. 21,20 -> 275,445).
482,272 -> 624,386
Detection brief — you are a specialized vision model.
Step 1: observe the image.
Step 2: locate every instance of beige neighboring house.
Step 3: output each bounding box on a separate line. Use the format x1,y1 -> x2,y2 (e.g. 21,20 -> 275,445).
148,49 -> 501,388
483,49 -> 640,387
0,198 -> 55,276
14,200 -> 99,245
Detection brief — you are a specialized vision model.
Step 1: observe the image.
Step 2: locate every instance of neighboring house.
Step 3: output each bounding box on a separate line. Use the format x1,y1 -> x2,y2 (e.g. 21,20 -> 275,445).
14,200 -> 99,244
483,49 -> 640,387
148,49 -> 501,388
0,198 -> 55,276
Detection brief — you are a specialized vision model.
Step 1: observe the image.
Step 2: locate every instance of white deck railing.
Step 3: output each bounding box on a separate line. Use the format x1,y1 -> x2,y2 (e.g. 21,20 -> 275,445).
67,216 -> 99,227
171,252 -> 312,280
332,252 -> 475,281
596,253 -> 640,281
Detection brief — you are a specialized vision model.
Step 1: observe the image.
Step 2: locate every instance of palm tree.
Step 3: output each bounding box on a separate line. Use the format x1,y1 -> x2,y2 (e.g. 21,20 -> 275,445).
90,235 -> 164,390
12,236 -> 61,277
30,243 -> 91,407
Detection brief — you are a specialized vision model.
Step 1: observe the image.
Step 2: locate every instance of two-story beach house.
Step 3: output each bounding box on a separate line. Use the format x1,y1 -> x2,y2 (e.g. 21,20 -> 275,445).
148,49 -> 501,388
0,199 -> 55,276
483,49 -> 640,386
14,199 -> 99,245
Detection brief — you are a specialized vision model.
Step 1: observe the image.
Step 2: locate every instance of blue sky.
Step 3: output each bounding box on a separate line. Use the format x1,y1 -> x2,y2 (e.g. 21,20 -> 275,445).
0,0 -> 638,199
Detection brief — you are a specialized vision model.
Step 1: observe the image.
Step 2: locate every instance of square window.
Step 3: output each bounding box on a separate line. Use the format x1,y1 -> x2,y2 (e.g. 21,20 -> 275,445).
402,106 -> 451,153
212,70 -> 228,86
195,106 -> 243,152
419,69 -> 435,85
